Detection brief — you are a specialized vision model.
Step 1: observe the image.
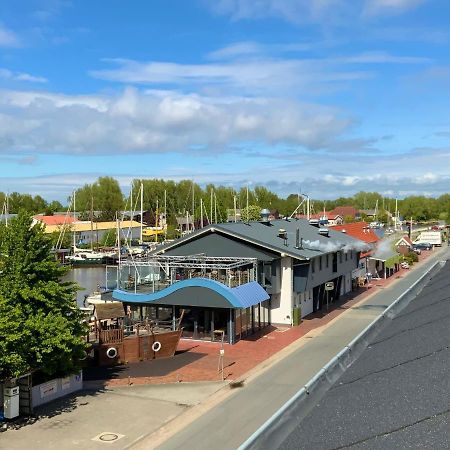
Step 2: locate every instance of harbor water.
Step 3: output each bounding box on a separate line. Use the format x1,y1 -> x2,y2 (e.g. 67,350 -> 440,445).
63,266 -> 118,307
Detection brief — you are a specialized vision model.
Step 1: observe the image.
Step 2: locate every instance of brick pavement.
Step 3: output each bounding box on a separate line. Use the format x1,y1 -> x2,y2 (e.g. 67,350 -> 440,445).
101,249 -> 436,387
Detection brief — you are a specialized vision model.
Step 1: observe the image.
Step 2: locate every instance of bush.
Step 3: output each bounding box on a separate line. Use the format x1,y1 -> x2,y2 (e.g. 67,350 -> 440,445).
403,251 -> 419,265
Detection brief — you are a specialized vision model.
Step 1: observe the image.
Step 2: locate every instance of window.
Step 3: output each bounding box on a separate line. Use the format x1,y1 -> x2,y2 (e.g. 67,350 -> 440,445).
345,252 -> 348,261
326,254 -> 329,268
319,256 -> 322,270
312,259 -> 315,273
339,252 -> 343,263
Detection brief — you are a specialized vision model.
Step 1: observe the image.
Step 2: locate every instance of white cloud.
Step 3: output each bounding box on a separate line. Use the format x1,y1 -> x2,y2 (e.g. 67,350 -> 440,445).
0,87 -> 351,154
207,0 -> 428,23
363,0 -> 427,16
207,41 -> 316,60
0,25 -> 21,47
90,50 -> 426,97
0,68 -> 47,83
208,0 -> 344,24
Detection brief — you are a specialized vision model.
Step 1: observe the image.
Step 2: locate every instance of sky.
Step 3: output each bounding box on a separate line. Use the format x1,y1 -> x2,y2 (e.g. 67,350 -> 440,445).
1,0 -> 450,203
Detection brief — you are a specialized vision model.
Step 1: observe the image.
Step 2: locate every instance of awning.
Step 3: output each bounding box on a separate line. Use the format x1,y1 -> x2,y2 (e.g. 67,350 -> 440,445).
94,302 -> 125,320
112,278 -> 269,309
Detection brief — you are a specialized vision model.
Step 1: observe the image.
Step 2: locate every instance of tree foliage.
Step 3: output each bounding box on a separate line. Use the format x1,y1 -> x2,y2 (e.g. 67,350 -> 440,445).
4,178 -> 450,226
241,205 -> 263,222
0,212 -> 87,380
75,176 -> 124,221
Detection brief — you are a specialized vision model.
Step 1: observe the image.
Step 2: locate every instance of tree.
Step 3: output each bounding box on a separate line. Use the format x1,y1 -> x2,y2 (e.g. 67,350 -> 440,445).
241,205 -> 262,221
0,212 -> 87,380
76,177 -> 124,221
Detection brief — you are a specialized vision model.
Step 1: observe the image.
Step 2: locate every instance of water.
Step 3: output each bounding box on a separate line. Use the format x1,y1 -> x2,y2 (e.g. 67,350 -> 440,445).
62,266 -> 118,307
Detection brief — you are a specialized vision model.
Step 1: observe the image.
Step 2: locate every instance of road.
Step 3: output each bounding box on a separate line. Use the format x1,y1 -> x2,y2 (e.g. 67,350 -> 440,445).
138,247 -> 449,450
278,256 -> 450,449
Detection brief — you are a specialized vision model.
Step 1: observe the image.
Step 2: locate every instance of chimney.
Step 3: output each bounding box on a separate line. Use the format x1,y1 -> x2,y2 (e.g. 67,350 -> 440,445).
260,208 -> 271,225
278,228 -> 288,246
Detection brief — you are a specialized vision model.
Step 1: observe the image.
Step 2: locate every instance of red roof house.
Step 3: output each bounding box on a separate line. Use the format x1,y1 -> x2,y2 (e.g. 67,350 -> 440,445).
333,222 -> 379,258
33,215 -> 76,226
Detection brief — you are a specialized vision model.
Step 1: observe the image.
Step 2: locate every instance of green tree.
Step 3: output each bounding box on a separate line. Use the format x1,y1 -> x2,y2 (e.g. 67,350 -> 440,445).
241,204 -> 262,221
76,177 -> 124,221
0,212 -> 87,380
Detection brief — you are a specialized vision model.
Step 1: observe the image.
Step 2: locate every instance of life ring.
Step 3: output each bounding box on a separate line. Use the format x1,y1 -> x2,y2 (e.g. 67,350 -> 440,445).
152,341 -> 162,352
106,347 -> 118,359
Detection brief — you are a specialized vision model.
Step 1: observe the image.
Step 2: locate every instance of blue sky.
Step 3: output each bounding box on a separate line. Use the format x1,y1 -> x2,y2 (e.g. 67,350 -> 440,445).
1,0 -> 450,202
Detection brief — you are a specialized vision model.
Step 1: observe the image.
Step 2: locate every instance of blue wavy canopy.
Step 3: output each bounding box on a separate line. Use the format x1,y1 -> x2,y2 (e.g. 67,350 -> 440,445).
112,278 -> 269,309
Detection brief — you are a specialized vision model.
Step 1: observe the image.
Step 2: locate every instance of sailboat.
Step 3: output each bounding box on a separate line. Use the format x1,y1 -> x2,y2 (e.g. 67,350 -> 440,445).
66,191 -> 115,265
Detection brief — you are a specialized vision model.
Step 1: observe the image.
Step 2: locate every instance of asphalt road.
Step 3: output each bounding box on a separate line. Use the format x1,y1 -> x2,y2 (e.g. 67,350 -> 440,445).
150,247 -> 450,450
278,256 -> 450,449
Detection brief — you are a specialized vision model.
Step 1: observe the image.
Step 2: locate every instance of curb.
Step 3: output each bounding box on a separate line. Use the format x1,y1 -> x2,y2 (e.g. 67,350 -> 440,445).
238,259 -> 446,450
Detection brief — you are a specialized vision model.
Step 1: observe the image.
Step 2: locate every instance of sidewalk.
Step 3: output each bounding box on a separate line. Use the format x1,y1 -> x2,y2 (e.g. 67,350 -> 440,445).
91,247 -> 440,388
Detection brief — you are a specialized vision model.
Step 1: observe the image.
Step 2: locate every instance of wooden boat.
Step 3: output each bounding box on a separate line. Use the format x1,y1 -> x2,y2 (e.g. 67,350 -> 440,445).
89,303 -> 183,366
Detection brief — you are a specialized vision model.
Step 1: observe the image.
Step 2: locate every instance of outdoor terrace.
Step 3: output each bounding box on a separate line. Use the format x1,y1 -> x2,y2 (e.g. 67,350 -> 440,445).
116,255 -> 258,294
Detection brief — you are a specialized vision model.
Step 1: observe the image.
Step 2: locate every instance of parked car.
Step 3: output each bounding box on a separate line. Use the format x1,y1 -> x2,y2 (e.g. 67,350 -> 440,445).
400,262 -> 410,269
413,242 -> 432,251
413,248 -> 421,255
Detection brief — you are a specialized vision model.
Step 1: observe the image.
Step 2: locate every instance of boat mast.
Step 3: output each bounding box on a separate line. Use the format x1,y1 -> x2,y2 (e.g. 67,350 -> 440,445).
395,198 -> 398,231
192,180 -> 195,231
164,189 -> 167,240
140,182 -> 143,244
234,195 -> 237,222
90,194 -> 94,250
116,214 -> 120,287
200,198 -> 204,228
246,184 -> 249,223
73,190 -> 76,251
155,198 -> 159,243
210,188 -> 213,225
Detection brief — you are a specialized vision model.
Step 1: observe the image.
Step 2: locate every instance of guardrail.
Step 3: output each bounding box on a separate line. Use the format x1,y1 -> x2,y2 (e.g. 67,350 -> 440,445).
238,259 -> 446,450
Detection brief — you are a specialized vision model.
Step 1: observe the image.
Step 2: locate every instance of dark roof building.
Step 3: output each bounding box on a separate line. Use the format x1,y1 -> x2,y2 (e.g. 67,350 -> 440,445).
113,218 -> 365,343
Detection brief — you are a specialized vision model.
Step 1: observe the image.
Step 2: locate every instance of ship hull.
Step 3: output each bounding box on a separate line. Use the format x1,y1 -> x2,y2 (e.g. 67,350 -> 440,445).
97,329 -> 182,366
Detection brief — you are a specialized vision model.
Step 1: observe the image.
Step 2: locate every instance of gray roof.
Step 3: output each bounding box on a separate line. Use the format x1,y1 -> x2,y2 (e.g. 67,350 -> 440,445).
277,261 -> 450,449
154,219 -> 365,260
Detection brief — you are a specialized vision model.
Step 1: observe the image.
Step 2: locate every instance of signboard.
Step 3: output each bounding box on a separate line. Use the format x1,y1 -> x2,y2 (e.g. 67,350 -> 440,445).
40,380 -> 57,399
325,282 -> 334,291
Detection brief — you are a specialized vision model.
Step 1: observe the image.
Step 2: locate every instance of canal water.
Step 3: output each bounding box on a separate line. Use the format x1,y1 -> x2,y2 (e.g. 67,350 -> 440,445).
63,266 -> 118,307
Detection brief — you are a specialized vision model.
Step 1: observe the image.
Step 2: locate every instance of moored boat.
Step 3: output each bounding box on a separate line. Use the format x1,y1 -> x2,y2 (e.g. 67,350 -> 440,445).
88,303 -> 183,366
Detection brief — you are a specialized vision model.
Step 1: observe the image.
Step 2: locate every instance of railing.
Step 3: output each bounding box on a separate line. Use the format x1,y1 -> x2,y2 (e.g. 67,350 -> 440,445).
100,328 -> 124,344
119,268 -> 253,293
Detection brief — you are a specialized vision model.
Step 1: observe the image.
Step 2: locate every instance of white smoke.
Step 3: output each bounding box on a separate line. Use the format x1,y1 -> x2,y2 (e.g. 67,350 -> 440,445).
303,239 -> 371,253
372,238 -> 395,259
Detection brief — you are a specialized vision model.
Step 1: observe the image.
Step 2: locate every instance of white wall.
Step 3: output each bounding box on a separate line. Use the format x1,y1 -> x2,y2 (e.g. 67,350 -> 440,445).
270,256 -> 293,325
301,289 -> 314,318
